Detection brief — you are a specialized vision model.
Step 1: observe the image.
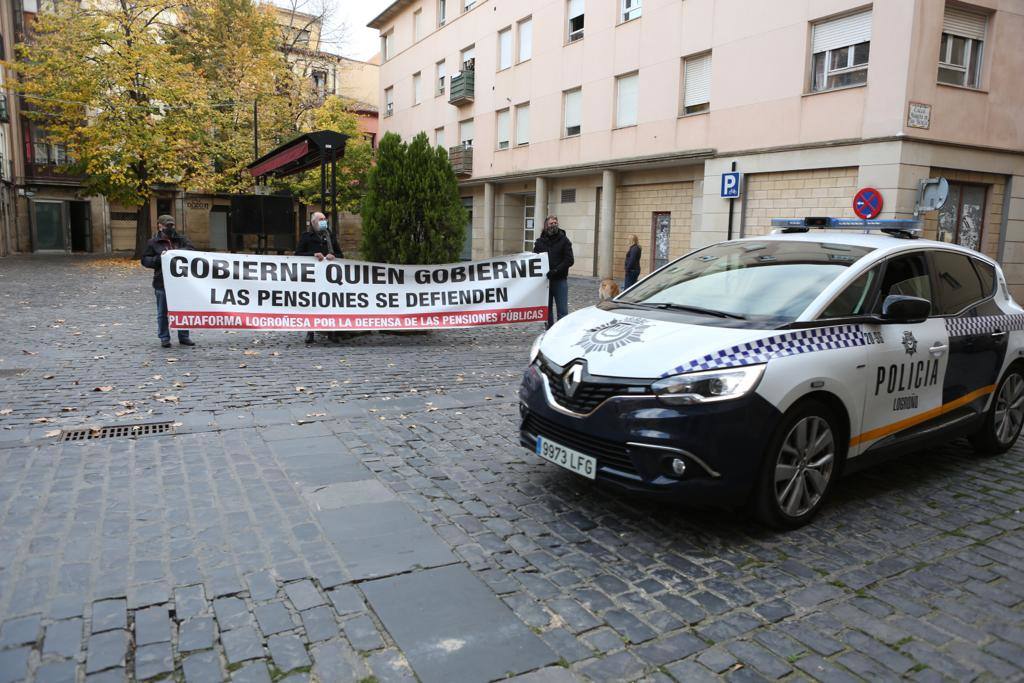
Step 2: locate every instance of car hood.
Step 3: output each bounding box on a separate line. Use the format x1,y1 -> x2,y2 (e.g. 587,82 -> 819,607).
539,306 -> 779,378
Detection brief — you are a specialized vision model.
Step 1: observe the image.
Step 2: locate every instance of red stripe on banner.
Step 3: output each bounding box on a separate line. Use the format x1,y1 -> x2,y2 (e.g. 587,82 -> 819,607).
168,307 -> 549,330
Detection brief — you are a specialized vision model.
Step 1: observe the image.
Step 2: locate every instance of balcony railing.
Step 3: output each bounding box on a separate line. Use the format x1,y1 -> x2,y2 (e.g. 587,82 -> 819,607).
448,144 -> 472,177
26,161 -> 83,181
449,69 -> 475,106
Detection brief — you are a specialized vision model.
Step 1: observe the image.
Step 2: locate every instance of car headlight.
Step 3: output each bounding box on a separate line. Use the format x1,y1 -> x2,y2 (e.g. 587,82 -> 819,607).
651,364 -> 765,405
529,332 -> 545,364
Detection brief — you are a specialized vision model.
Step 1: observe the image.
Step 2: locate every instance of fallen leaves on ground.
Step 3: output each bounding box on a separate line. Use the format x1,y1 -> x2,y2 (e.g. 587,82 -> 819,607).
32,417 -> 53,424
166,358 -> 178,363
93,386 -> 114,392
21,350 -> 37,356
60,407 -> 77,412
0,408 -> 12,416
44,429 -> 62,438
42,374 -> 55,380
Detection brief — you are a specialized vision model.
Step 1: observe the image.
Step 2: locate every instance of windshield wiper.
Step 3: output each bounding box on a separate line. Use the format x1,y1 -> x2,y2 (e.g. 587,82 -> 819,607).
651,302 -> 747,320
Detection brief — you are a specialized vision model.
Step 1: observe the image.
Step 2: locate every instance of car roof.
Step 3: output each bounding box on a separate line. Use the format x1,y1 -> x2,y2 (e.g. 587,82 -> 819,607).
736,231 -> 997,264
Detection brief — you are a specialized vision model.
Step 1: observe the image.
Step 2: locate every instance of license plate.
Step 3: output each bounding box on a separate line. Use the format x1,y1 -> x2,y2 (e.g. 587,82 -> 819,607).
536,435 -> 596,479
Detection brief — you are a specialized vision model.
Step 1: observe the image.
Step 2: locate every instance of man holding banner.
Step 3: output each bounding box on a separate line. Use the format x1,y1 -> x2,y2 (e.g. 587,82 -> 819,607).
294,212 -> 342,344
141,215 -> 196,348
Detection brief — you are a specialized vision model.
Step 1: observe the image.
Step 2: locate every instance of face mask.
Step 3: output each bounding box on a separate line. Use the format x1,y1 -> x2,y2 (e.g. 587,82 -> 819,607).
161,226 -> 177,238
317,220 -> 328,232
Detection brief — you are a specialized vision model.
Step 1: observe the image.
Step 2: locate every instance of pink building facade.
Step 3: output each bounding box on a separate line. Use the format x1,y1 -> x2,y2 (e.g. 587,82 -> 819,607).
370,0 -> 1024,295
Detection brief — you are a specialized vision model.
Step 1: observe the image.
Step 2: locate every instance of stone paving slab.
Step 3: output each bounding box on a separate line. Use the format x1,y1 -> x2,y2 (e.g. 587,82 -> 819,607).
362,564 -> 558,683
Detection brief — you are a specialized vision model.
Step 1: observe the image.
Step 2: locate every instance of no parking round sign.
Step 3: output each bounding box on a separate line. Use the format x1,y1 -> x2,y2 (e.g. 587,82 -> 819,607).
853,187 -> 883,220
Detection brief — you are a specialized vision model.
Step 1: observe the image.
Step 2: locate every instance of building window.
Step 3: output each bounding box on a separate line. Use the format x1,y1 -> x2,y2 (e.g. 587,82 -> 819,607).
561,188 -> 576,203
496,109 -> 510,150
382,31 -> 395,61
615,72 -> 638,128
523,201 -> 536,251
436,60 -> 446,95
563,88 -> 582,137
938,7 -> 986,88
464,0 -> 476,11
938,182 -> 987,252
295,28 -> 311,46
515,103 -> 530,146
435,126 -> 446,148
461,45 -> 475,71
413,9 -> 423,42
412,72 -> 422,105
384,87 -> 394,117
498,27 -> 513,71
810,9 -> 871,92
652,212 -> 671,270
460,119 -> 474,147
568,0 -> 584,43
517,17 -> 533,62
622,0 -> 641,22
438,0 -> 447,26
312,70 -> 328,99
681,53 -> 711,114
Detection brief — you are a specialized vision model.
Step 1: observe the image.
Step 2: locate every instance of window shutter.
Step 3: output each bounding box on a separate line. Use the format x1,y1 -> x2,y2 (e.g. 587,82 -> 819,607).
943,7 -> 986,41
413,73 -> 422,103
616,74 -> 638,127
561,189 -> 576,203
565,90 -> 582,130
515,105 -> 530,145
519,19 -> 532,61
497,110 -> 510,146
499,29 -> 512,69
811,9 -> 872,54
414,10 -> 422,41
683,54 -> 711,109
569,0 -> 584,18
460,119 -> 474,146
435,128 -> 445,148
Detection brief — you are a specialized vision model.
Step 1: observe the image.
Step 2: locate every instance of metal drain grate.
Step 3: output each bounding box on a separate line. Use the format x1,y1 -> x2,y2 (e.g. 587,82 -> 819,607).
60,421 -> 176,442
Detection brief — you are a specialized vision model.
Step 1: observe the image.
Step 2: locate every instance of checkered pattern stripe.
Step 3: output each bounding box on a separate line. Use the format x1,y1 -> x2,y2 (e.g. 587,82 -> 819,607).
945,314 -> 1024,338
660,325 -> 865,377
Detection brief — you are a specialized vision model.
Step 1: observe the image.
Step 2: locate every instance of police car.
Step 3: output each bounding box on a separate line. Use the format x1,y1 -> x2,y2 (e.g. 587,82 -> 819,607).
519,218 -> 1024,528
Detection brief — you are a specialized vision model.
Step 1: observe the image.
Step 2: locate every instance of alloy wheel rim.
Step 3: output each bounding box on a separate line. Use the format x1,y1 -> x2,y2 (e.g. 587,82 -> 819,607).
774,415 -> 835,518
994,374 -> 1024,445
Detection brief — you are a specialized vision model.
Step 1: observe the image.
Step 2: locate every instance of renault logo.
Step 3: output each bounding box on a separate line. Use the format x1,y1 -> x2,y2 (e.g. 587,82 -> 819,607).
563,363 -> 584,397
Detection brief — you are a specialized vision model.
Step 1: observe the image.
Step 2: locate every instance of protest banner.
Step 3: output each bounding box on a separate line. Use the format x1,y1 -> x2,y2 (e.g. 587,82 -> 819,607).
162,250 -> 550,331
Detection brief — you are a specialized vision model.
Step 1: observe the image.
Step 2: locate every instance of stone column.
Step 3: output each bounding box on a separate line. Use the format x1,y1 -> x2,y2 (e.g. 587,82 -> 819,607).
598,170 -> 617,279
534,176 -> 548,226
483,182 -> 495,258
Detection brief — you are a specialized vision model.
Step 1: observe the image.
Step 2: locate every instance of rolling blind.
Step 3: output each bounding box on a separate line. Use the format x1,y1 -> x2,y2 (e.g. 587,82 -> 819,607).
569,0 -> 584,19
812,9 -> 872,54
499,29 -> 512,69
412,73 -> 422,103
616,74 -> 638,127
496,110 -> 510,146
943,7 -> 986,41
683,54 -> 711,108
564,90 -> 582,129
460,119 -> 474,146
519,19 -> 533,61
516,105 -> 530,145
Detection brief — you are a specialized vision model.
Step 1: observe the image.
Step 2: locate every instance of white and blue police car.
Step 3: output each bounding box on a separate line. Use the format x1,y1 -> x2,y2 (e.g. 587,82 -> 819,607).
519,218 -> 1024,528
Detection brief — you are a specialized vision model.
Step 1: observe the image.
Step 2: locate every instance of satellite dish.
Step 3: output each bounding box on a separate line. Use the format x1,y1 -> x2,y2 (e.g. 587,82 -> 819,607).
917,177 -> 949,213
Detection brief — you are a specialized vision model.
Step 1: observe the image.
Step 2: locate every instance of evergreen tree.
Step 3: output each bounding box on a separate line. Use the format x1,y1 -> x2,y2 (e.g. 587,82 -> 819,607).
361,132 -> 467,264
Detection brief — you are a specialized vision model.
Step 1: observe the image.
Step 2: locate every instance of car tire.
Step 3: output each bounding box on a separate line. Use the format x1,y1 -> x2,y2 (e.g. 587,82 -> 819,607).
753,399 -> 844,530
969,366 -> 1024,456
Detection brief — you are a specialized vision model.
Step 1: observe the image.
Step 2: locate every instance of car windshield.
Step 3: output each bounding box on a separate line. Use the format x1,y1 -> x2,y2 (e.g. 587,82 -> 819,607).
617,240 -> 874,323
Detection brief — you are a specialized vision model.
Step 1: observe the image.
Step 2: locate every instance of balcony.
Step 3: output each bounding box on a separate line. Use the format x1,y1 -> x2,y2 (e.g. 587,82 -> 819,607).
448,144 -> 472,177
449,68 -> 475,107
26,162 -> 83,182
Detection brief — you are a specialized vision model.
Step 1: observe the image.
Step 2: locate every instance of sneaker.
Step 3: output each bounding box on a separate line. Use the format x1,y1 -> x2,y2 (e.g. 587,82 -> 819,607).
161,340 -> 172,348
179,339 -> 196,347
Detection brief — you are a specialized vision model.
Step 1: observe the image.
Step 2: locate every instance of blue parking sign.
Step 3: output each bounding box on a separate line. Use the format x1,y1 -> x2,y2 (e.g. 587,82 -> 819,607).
721,172 -> 741,198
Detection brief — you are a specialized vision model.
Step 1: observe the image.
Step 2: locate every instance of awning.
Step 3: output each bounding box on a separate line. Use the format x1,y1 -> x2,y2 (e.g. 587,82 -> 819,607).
246,130 -> 349,179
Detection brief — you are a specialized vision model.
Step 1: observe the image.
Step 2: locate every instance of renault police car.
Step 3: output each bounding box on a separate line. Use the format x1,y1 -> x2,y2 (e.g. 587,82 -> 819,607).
519,218 -> 1024,528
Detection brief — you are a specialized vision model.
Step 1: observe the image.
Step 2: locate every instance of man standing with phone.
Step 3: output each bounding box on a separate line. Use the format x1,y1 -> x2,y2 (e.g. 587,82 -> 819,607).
141,214 -> 196,348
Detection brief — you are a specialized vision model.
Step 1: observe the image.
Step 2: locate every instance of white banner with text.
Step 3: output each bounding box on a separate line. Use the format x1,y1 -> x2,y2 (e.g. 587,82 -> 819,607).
162,250 -> 550,331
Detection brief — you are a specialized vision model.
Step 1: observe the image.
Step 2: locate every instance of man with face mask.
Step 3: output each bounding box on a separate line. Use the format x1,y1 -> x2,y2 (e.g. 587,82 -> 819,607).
295,212 -> 343,343
141,214 -> 196,348
532,215 -> 574,329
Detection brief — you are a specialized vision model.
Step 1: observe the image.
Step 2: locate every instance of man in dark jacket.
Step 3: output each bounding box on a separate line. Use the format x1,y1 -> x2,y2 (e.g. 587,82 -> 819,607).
141,215 -> 195,348
623,234 -> 642,289
533,215 -> 574,329
295,212 -> 342,343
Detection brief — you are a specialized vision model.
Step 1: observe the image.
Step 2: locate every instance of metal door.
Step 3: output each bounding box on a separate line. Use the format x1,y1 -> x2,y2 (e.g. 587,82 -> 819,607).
522,200 -> 535,252
32,199 -> 67,252
209,210 -> 228,250
937,182 -> 986,251
651,212 -> 671,271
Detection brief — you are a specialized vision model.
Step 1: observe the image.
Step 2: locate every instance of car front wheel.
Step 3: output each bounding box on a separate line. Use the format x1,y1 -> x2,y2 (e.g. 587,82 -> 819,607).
754,400 -> 843,529
969,367 -> 1024,455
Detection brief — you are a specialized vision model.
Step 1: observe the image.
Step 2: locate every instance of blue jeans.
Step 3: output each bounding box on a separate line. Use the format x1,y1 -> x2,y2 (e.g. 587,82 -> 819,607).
547,278 -> 569,329
155,288 -> 190,343
624,269 -> 640,289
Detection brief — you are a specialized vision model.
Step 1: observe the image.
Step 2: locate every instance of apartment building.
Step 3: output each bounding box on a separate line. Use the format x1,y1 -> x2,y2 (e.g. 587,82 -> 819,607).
370,0 -> 1024,296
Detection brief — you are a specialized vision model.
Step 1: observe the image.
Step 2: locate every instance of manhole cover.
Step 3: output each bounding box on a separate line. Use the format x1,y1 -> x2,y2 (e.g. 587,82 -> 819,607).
0,369 -> 28,378
60,421 -> 176,442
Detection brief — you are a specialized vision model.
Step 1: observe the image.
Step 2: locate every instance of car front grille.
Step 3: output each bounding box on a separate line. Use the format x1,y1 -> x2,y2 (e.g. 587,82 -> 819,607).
538,359 -> 648,414
523,411 -> 639,476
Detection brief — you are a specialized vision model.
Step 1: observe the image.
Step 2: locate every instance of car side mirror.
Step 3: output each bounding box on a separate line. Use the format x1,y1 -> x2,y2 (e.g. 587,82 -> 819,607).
881,295 -> 931,324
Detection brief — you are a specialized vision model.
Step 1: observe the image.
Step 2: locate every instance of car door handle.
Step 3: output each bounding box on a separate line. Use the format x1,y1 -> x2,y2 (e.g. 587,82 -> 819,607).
929,343 -> 948,357
992,330 -> 1008,339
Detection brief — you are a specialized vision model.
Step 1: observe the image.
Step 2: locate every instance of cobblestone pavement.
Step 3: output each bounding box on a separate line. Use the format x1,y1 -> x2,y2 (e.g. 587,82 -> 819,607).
1,255 -> 1023,682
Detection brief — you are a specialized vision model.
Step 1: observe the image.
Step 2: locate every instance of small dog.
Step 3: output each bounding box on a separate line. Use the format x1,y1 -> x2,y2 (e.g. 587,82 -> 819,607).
599,278 -> 621,301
